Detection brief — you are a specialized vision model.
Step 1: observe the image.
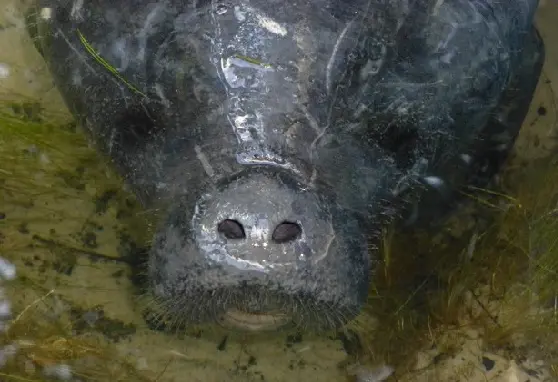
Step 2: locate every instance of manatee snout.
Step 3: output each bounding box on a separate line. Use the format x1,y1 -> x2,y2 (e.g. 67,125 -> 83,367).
147,168 -> 370,331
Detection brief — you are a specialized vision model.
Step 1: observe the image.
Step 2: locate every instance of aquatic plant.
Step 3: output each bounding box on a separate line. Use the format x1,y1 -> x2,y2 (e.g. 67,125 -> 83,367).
343,148 -> 558,380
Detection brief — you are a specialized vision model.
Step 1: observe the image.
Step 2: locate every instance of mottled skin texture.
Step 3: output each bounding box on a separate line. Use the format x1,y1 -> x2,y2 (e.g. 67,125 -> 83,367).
27,0 -> 544,331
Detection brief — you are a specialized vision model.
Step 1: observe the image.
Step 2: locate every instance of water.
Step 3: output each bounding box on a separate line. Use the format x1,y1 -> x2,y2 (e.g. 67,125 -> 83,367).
0,1 -> 557,381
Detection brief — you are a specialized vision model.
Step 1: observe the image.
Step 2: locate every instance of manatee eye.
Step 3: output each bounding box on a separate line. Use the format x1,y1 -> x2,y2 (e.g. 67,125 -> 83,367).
377,123 -> 420,170
54,5 -> 70,23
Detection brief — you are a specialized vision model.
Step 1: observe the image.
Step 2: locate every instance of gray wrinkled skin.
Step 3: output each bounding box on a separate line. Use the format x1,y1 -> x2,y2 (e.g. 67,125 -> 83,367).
26,0 -> 544,331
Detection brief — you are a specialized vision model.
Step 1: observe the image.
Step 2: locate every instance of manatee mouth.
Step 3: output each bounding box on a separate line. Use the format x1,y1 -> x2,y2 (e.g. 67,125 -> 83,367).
220,309 -> 292,331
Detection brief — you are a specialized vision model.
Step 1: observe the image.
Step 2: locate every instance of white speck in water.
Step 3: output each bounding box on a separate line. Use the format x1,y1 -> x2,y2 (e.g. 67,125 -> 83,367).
40,7 -> 53,20
0,63 -> 10,79
0,258 -> 16,280
43,364 -> 73,381
460,153 -> 472,164
423,176 -> 444,188
0,300 -> 11,317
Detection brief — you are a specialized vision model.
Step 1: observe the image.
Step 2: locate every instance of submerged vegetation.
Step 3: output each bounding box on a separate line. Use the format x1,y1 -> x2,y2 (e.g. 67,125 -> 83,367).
1,94 -> 558,381
345,150 -> 558,380
0,100 -> 156,381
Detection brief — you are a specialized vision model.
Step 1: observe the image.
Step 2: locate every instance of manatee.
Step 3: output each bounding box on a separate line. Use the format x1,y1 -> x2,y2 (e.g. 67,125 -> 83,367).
25,0 -> 544,332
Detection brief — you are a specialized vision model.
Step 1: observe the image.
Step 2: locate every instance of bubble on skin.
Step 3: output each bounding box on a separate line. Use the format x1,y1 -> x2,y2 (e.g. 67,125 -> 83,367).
423,176 -> 444,188
254,13 -> 287,36
215,4 -> 228,15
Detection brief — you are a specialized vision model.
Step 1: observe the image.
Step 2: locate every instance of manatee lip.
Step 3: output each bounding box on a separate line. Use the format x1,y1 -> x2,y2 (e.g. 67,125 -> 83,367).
220,309 -> 292,331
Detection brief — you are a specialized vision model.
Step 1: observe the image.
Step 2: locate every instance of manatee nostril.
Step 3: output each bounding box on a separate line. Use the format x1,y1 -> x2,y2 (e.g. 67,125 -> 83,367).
218,219 -> 246,239
272,221 -> 302,244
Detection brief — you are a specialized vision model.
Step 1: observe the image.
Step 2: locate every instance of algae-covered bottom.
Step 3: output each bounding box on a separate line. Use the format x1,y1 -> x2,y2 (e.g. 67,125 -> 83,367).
1,1 -> 558,381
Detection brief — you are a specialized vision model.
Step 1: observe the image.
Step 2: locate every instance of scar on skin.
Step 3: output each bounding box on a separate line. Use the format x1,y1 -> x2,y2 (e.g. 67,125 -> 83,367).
195,144 -> 215,178
432,0 -> 446,16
